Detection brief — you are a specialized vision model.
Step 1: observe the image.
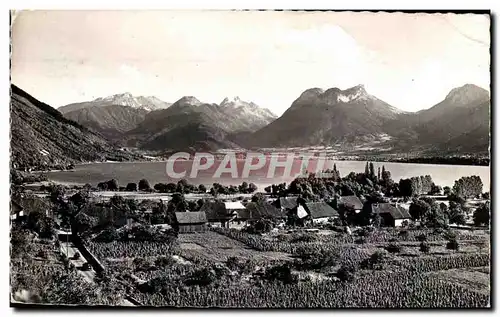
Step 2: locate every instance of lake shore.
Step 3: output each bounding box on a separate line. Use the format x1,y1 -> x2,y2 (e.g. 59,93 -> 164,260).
35,159 -> 490,194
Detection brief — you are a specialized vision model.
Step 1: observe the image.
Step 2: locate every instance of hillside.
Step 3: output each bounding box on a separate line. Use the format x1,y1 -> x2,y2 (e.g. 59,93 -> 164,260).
10,85 -> 140,170
386,84 -> 490,155
63,105 -> 148,143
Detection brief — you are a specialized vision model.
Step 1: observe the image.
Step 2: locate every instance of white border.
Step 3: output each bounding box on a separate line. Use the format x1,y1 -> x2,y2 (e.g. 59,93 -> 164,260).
3,1 -> 497,316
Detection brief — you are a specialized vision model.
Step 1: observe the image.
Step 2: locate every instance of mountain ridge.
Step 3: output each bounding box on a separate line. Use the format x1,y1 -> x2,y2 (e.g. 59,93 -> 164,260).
10,85 -> 141,170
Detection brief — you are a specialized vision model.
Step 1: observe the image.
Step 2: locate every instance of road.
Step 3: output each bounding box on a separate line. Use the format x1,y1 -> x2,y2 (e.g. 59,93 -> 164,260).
59,241 -> 135,307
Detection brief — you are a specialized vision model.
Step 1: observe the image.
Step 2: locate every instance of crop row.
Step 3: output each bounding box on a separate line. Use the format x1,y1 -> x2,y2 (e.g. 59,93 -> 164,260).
86,241 -> 179,260
129,270 -> 489,308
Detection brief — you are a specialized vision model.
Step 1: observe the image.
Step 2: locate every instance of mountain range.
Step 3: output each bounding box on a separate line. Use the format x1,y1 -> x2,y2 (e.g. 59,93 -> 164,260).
59,92 -> 172,113
10,85 -> 141,171
10,83 -> 490,170
58,93 -> 278,151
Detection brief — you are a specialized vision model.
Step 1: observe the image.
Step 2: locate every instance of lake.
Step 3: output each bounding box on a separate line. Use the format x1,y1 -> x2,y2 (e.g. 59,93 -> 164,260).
43,159 -> 491,193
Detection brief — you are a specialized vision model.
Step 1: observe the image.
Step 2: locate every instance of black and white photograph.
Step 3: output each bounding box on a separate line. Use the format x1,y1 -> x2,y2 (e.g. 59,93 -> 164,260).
9,9 -> 491,308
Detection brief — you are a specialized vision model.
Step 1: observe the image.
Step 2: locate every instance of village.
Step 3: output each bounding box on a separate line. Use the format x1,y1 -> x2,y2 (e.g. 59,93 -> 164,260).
10,162 -> 491,307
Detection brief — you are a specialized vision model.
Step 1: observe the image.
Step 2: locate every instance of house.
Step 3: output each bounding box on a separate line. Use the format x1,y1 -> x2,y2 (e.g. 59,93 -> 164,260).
239,201 -> 286,224
175,211 -> 207,233
200,201 -> 245,228
10,201 -> 24,222
274,197 -> 298,212
338,196 -> 363,213
371,203 -> 412,227
303,201 -> 339,224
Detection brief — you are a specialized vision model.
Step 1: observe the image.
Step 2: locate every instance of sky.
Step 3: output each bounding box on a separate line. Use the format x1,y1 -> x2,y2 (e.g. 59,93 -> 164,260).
11,10 -> 490,115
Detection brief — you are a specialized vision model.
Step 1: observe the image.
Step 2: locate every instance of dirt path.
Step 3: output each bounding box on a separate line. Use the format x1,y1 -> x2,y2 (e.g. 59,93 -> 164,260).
59,241 -> 135,307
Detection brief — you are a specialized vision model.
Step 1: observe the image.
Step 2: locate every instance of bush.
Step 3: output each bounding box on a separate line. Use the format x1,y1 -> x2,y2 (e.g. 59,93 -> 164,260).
226,256 -> 242,271
263,264 -> 297,284
416,233 -> 427,242
385,244 -> 401,254
299,252 -> 337,271
246,219 -> 273,234
155,256 -> 175,268
185,267 -> 216,286
446,239 -> 460,252
420,242 -> 430,253
362,250 -> 390,270
337,264 -> 356,282
133,257 -> 153,271
398,230 -> 409,239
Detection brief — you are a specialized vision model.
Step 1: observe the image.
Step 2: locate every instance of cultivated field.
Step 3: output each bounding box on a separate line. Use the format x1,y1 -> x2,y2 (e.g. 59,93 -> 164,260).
82,227 -> 490,308
178,231 -> 293,263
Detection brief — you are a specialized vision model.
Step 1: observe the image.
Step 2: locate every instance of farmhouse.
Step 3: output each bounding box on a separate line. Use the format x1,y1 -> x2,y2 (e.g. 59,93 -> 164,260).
200,201 -> 246,228
303,201 -> 339,224
372,203 -> 412,227
274,197 -> 298,211
10,200 -> 24,222
174,211 -> 207,233
240,201 -> 286,224
338,195 -> 363,213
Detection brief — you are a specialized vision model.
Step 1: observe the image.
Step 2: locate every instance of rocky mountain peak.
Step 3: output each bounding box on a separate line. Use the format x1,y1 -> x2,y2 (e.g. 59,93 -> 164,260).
221,96 -> 242,105
445,84 -> 490,104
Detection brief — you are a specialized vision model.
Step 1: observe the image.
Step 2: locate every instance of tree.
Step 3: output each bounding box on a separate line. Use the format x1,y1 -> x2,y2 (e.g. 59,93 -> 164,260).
106,179 -> 118,191
138,179 -> 151,191
166,183 -> 177,193
264,186 -> 272,194
381,165 -> 394,190
447,201 -> 467,225
74,213 -> 98,235
239,181 -> 249,193
248,183 -> 258,193
482,192 -> 490,200
154,183 -> 167,192
198,184 -> 207,193
452,176 -> 483,199
421,197 -> 447,228
369,162 -> 376,181
69,191 -> 90,211
126,183 -> 137,191
429,184 -> 442,195
251,192 -> 266,202
399,178 -> 415,197
167,193 -> 188,216
49,185 -> 66,206
364,162 -> 370,176
97,182 -> 108,191
473,202 -> 490,226
443,186 -> 452,196
409,199 -> 431,221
